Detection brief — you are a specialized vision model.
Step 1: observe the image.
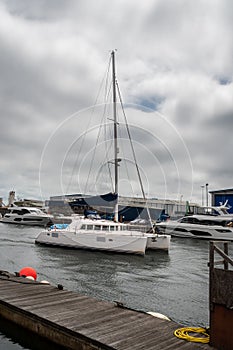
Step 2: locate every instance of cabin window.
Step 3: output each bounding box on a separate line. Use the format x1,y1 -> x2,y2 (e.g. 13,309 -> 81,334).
102,226 -> 109,231
110,226 -> 115,231
80,225 -> 86,230
180,218 -> 188,223
11,209 -> 30,215
94,225 -> 101,230
12,210 -> 23,215
181,217 -> 199,224
23,218 -> 43,221
86,225 -> 93,230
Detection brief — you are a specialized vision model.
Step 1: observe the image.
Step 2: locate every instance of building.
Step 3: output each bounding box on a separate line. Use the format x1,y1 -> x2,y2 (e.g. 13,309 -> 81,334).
209,188 -> 233,213
47,193 -> 200,221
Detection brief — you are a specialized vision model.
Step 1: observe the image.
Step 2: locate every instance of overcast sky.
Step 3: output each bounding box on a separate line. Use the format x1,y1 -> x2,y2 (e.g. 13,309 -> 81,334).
0,0 -> 232,205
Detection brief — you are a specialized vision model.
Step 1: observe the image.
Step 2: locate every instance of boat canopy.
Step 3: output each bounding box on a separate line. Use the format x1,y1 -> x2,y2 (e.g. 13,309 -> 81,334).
69,192 -> 118,209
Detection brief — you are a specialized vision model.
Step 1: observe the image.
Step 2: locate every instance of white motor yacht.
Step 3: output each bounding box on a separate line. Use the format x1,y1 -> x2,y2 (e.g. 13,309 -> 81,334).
157,215 -> 233,241
195,201 -> 233,220
2,207 -> 53,226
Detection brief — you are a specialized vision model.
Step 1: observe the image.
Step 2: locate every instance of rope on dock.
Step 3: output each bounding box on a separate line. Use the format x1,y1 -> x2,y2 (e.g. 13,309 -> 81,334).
174,327 -> 210,343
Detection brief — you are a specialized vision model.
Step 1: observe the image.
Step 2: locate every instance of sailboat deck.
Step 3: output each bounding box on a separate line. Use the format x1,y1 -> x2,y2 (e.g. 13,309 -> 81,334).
0,273 -> 215,350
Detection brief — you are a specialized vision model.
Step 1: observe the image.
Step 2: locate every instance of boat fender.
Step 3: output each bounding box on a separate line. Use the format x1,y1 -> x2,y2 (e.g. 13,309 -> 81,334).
147,311 -> 170,321
26,276 -> 35,281
19,267 -> 37,280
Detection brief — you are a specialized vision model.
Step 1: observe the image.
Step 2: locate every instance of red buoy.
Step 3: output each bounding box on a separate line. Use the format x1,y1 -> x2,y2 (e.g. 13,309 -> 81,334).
19,267 -> 37,280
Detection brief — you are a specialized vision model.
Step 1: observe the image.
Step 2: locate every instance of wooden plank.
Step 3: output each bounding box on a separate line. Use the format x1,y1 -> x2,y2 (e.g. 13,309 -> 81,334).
8,291 -> 80,307
51,301 -> 116,324
2,288 -> 72,302
77,310 -> 150,337
58,307 -> 127,331
72,309 -> 145,334
25,295 -> 91,314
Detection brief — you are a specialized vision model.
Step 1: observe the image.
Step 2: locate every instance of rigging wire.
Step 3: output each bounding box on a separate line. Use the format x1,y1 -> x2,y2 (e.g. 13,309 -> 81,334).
84,57 -> 113,194
117,123 -> 135,196
66,56 -> 112,195
116,81 -> 154,230
116,81 -> 146,198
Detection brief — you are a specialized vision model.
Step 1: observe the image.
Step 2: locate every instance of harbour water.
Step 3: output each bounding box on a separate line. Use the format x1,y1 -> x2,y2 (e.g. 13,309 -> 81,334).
0,222 -> 232,349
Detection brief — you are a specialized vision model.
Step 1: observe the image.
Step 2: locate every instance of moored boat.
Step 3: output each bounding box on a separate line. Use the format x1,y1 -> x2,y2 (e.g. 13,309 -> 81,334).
35,218 -> 148,255
1,207 -> 53,227
35,50 -> 171,254
157,214 -> 233,241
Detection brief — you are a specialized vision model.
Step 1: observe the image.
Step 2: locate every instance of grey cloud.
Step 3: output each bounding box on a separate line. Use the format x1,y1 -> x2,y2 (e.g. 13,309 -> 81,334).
0,0 -> 232,204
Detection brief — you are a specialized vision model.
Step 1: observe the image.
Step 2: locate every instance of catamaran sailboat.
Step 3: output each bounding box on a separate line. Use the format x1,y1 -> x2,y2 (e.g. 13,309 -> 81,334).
35,51 -> 170,255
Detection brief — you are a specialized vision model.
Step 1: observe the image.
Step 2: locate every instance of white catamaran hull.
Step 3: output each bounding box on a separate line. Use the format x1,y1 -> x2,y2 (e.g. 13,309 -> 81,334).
146,234 -> 171,251
35,230 -> 148,255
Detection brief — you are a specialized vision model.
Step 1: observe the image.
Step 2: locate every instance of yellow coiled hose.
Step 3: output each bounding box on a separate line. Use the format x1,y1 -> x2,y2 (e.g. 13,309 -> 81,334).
174,327 -> 210,343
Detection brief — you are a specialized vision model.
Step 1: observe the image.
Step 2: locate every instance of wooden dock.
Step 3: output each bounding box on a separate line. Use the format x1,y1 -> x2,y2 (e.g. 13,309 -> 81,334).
0,271 -> 215,350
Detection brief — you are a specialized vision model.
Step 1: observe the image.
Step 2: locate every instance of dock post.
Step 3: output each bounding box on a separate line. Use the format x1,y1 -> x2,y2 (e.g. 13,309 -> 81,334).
209,241 -> 233,349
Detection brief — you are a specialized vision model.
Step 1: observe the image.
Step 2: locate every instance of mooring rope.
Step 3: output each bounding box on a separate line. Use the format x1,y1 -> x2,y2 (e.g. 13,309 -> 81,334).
174,326 -> 210,343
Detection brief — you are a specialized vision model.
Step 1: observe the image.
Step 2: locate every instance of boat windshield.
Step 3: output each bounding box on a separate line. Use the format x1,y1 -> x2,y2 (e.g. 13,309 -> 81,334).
11,209 -> 30,215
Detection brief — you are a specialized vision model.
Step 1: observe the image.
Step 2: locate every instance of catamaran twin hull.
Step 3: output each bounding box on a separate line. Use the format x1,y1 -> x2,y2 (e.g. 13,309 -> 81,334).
146,235 -> 170,251
35,230 -> 170,254
35,230 -> 148,255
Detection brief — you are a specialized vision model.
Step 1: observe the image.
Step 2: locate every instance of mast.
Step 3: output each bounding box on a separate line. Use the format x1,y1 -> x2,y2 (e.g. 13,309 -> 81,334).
112,50 -> 119,222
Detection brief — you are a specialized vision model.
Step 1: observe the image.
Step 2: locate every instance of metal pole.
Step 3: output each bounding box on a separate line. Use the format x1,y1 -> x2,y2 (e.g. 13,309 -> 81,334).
206,183 -> 209,207
201,185 -> 204,206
